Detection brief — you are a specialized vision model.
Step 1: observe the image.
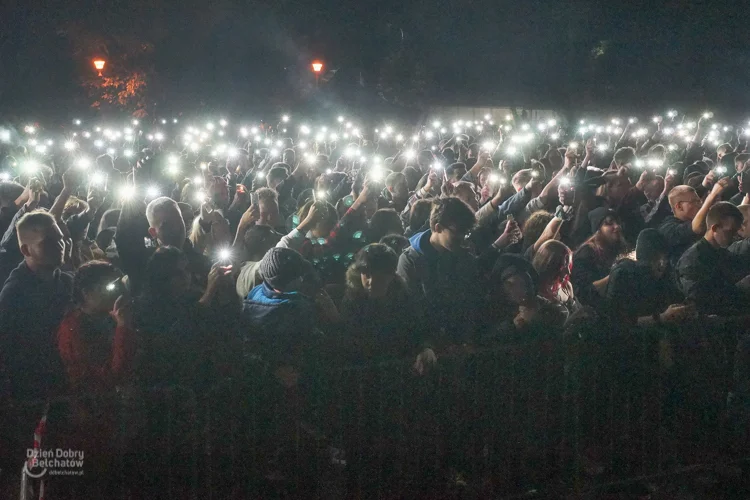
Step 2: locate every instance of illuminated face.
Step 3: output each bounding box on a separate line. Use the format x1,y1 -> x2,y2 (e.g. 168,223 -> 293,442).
598,216 -> 622,245
150,206 -> 186,248
23,222 -> 65,269
676,192 -> 702,220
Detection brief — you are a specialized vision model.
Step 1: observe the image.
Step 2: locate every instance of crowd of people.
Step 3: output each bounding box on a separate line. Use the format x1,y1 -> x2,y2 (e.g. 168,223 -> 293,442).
0,109 -> 749,406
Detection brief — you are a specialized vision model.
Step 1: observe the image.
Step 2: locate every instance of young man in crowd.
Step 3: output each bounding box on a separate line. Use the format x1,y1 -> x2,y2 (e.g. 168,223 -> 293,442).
677,202 -> 750,315
0,210 -> 70,399
397,197 -> 479,346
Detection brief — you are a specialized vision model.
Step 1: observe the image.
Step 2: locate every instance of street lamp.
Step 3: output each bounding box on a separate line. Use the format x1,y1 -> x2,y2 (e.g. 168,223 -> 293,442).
93,59 -> 106,77
311,60 -> 323,87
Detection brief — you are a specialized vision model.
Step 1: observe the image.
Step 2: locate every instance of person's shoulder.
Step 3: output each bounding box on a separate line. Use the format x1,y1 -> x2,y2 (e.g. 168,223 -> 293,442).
573,243 -> 595,259
676,239 -> 703,267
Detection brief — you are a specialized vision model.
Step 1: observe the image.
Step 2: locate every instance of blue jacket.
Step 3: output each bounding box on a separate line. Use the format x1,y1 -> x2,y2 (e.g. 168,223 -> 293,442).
242,283 -> 316,365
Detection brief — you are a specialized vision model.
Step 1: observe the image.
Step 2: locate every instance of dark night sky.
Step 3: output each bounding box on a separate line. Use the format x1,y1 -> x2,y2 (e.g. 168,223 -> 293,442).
1,0 -> 749,119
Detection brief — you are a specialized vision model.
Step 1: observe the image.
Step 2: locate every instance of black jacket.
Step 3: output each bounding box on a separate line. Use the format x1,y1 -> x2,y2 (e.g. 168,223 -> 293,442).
396,230 -> 480,346
0,262 -> 72,399
677,238 -> 750,315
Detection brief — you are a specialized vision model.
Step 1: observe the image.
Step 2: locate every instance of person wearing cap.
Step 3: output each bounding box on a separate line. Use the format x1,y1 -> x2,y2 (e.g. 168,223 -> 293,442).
677,202 -> 750,315
235,224 -> 283,299
658,178 -> 730,267
571,207 -> 628,307
606,229 -> 686,326
481,254 -> 564,343
242,247 -> 328,368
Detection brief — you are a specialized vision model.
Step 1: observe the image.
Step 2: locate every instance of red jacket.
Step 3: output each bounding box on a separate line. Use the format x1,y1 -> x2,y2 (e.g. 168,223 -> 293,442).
57,310 -> 135,392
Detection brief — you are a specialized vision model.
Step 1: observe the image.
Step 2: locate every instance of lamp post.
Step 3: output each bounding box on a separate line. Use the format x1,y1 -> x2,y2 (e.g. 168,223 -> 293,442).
311,60 -> 323,88
93,59 -> 106,77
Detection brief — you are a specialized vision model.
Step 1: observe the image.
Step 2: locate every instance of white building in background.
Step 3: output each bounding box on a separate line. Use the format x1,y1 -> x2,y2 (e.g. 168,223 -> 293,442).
427,105 -> 563,125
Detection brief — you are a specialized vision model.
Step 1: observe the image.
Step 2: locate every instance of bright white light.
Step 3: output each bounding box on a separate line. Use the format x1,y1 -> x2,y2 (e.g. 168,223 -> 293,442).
635,159 -> 645,168
76,157 -> 91,170
218,248 -> 232,261
132,120 -> 139,126
505,114 -> 512,121
22,160 -> 38,175
193,176 -> 203,185
521,124 -> 530,131
0,130 -> 9,142
648,158 -> 664,168
0,172 -> 10,182
548,119 -> 557,127
668,144 -> 678,151
425,131 -> 434,140
74,119 -> 81,126
337,116 -> 344,123
206,122 -> 215,130
218,131 -> 225,137
106,148 -> 115,156
569,142 -> 579,149
34,145 -> 47,154
404,149 -> 416,160
369,167 -> 384,182
194,190 -> 207,203
256,171 -> 265,179
550,133 -> 560,140
282,115 -> 289,123
94,140 -> 104,148
173,119 -> 178,124
668,169 -> 676,176
703,112 -> 713,119
300,125 -> 310,135
538,123 -> 547,131
316,190 -> 327,200
653,116 -> 662,123
306,154 -> 318,165
483,141 -> 495,151
629,118 -> 637,124
395,134 -> 404,142
219,119 -> 227,127
64,141 -> 76,151
507,146 -> 518,155
146,186 -> 160,198
119,185 -> 136,200
597,143 -> 608,152
667,110 -> 677,118
154,132 -> 164,141
90,172 -> 105,186
123,149 -> 133,158
24,125 -> 36,134
240,128 -> 248,137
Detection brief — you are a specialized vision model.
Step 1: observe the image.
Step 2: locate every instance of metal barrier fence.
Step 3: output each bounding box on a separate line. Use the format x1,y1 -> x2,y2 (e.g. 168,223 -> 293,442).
2,322 -> 747,499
